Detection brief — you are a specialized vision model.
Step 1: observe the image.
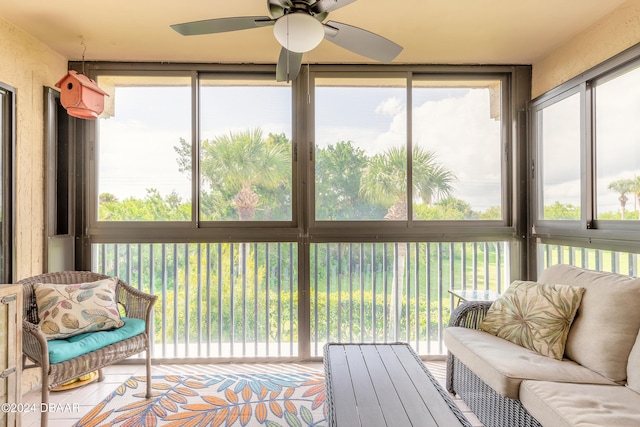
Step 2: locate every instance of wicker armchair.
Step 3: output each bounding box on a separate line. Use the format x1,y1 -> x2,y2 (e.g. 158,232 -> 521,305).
18,271 -> 157,427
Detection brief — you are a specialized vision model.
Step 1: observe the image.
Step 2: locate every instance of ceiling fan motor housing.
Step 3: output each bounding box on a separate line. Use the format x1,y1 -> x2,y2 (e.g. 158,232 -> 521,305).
273,12 -> 325,53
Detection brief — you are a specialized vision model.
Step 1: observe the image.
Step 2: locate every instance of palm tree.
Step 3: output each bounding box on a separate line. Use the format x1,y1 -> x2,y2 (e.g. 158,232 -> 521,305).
200,128 -> 290,221
359,146 -> 455,220
608,178 -> 635,219
633,176 -> 640,215
359,146 -> 455,337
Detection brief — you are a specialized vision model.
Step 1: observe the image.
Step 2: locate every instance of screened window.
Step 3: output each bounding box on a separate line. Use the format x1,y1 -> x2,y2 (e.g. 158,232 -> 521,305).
537,92 -> 581,220
198,77 -> 292,222
314,76 -> 406,221
532,46 -> 640,268
96,75 -> 192,221
314,76 -> 505,222
412,79 -> 503,220
595,65 -> 640,221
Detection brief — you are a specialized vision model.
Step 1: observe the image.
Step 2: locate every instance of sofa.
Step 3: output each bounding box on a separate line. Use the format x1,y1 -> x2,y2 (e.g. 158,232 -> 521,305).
444,264 -> 640,427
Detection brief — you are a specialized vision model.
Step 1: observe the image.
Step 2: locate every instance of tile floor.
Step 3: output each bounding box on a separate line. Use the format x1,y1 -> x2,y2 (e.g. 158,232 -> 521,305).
20,360 -> 483,426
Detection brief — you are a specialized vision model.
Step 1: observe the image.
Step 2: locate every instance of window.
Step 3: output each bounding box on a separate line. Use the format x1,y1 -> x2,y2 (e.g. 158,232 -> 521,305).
314,76 -> 406,221
199,77 -> 292,222
535,91 -> 582,221
96,75 -> 192,221
0,83 -> 14,282
595,65 -> 640,221
95,74 -> 293,224
531,44 -> 640,270
313,75 -> 506,222
412,78 -> 503,220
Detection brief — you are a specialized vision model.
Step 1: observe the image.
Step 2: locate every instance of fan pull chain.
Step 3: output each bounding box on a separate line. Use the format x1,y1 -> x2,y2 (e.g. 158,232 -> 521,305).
307,53 -> 311,104
286,15 -> 290,82
80,36 -> 87,75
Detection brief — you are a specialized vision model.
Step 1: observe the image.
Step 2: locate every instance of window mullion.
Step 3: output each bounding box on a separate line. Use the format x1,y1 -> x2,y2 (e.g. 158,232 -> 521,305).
192,71 -> 200,228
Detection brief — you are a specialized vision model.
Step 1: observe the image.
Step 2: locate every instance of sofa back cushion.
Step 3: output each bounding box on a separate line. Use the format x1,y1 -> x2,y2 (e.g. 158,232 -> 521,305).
539,264 -> 640,384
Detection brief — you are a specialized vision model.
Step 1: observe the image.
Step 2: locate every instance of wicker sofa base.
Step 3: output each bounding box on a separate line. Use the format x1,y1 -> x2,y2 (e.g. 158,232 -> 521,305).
451,356 -> 542,427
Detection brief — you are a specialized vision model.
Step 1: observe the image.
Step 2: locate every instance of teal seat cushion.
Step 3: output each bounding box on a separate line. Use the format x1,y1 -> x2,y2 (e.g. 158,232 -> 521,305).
47,317 -> 146,364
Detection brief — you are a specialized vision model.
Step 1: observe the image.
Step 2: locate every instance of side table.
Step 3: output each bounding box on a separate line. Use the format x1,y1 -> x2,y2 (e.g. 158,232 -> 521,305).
448,289 -> 500,306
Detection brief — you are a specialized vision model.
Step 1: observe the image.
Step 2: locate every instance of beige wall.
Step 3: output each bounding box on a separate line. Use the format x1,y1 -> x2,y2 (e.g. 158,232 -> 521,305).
532,0 -> 640,98
0,18 -> 67,280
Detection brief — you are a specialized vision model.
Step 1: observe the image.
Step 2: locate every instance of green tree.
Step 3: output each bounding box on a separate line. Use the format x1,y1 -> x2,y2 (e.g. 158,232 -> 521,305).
608,178 -> 635,219
315,141 -> 385,220
98,189 -> 190,221
359,146 -> 455,221
415,197 -> 476,220
543,201 -> 580,220
479,205 -> 502,220
177,128 -> 291,221
633,176 -> 640,215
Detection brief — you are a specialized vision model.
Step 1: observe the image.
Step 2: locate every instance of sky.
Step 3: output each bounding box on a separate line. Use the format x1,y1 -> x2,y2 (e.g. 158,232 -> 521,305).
98,73 -> 639,216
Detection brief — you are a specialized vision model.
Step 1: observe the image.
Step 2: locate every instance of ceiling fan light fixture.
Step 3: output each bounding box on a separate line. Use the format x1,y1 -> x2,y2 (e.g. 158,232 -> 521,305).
273,12 -> 324,53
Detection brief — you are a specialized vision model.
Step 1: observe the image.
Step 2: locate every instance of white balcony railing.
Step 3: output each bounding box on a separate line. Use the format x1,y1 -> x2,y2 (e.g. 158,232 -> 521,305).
93,241 -> 509,359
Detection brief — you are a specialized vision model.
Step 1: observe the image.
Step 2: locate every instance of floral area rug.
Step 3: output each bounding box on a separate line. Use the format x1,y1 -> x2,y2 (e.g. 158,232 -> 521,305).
74,373 -> 327,427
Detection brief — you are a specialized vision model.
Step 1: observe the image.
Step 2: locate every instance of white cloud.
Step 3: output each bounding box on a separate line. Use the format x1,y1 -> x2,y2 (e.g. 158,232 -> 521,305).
375,97 -> 403,116
411,89 -> 502,210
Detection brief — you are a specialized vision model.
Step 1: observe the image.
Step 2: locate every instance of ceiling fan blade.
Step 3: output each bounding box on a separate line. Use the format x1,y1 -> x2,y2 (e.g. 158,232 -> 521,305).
276,48 -> 303,82
312,0 -> 358,13
171,16 -> 274,36
271,0 -> 294,8
323,21 -> 403,62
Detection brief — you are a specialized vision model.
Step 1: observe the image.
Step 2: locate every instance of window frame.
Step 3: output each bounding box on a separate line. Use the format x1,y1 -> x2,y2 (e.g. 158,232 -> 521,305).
0,82 -> 15,282
196,72 -> 298,227
591,60 -> 640,231
85,67 -> 301,243
308,70 -> 515,241
530,84 -> 586,230
530,43 -> 640,258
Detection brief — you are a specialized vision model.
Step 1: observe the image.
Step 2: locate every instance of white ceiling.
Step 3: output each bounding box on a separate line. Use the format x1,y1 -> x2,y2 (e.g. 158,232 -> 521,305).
0,0 -> 629,65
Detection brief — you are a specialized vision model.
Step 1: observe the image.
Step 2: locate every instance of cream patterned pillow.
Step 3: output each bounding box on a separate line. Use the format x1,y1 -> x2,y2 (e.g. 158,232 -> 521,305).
479,280 -> 584,360
34,277 -> 124,340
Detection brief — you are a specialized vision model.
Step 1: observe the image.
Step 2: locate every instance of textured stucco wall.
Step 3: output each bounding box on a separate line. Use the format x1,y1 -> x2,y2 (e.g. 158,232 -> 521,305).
0,17 -> 68,394
532,0 -> 640,98
0,18 -> 67,282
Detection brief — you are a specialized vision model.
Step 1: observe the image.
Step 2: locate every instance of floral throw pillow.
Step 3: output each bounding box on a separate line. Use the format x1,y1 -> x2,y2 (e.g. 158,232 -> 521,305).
34,277 -> 124,340
479,280 -> 584,360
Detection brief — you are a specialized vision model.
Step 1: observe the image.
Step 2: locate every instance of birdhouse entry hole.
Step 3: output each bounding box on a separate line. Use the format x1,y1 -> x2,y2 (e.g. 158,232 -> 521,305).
67,83 -> 74,90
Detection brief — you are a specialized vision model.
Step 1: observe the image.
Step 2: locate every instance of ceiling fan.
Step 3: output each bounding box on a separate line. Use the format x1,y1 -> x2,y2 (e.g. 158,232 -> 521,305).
170,0 -> 403,82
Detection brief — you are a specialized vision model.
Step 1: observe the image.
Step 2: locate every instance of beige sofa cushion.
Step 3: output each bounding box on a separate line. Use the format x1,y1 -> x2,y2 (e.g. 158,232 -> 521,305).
539,264 -> 640,383
520,380 -> 640,427
627,332 -> 640,394
444,327 -> 614,399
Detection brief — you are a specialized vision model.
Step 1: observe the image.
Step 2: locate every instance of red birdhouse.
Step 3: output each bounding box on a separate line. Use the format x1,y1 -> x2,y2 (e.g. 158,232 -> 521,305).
55,70 -> 109,119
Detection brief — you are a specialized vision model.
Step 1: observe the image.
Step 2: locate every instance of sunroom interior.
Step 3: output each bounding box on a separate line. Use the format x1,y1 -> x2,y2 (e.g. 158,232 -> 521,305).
2,0 -> 640,419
